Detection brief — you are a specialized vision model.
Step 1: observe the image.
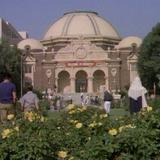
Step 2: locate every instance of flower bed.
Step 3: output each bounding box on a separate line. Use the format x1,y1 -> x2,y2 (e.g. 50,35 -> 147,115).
0,105 -> 160,160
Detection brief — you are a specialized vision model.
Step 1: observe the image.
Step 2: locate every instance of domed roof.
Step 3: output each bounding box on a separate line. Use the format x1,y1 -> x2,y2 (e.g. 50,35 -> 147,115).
43,11 -> 120,40
18,38 -> 43,50
117,36 -> 142,49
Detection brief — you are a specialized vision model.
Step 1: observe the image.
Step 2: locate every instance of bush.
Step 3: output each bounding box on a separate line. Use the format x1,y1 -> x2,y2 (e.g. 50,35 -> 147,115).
39,99 -> 50,115
0,104 -> 160,159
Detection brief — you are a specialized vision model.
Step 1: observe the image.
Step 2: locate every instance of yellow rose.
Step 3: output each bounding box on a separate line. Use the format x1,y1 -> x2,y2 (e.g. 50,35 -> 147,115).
1,129 -> 13,139
24,111 -> 38,122
75,123 -> 83,128
67,104 -> 75,110
40,116 -> 45,122
100,114 -> 108,119
82,106 -> 87,111
74,120 -> 78,124
89,123 -> 95,128
98,122 -> 102,126
68,110 -> 76,114
57,151 -> 67,158
68,156 -> 74,160
14,126 -> 19,132
147,106 -> 152,112
119,126 -> 124,133
7,114 -> 14,120
78,106 -> 87,112
126,124 -> 136,129
66,132 -> 70,136
108,128 -> 118,136
119,124 -> 136,132
69,120 -> 74,123
89,121 -> 97,128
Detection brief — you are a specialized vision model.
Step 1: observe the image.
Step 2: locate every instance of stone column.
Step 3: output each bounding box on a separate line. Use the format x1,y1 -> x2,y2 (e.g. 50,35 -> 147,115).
55,77 -> 58,93
88,77 -> 93,93
105,76 -> 109,90
70,77 -> 75,93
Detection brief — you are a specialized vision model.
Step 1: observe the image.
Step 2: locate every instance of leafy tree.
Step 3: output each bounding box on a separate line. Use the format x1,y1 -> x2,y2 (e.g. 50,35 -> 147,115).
138,23 -> 160,93
0,40 -> 21,97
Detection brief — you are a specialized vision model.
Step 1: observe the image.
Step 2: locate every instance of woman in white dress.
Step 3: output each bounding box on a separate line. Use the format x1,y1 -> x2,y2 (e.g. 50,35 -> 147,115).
128,77 -> 147,114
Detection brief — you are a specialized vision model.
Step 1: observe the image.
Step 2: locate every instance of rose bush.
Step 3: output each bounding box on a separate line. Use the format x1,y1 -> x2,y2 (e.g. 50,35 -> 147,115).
0,105 -> 160,159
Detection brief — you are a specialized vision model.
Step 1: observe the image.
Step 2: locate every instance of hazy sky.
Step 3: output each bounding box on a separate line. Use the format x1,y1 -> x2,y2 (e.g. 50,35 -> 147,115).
0,0 -> 159,40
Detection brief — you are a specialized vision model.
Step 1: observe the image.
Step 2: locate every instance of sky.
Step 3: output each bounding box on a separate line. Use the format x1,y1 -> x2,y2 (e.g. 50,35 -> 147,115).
0,0 -> 160,40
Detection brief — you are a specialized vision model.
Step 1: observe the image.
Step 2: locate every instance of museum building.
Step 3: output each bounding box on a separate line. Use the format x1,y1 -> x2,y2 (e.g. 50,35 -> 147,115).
17,11 -> 142,94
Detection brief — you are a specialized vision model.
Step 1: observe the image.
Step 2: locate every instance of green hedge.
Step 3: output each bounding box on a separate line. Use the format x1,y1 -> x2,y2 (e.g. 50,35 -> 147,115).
0,105 -> 160,159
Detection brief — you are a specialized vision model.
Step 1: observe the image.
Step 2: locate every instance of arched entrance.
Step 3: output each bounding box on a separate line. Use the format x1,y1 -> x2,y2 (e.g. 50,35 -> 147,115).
93,70 -> 105,92
76,70 -> 88,92
58,71 -> 70,93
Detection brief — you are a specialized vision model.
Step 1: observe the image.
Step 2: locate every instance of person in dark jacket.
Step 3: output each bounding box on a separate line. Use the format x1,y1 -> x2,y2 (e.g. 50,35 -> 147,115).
103,89 -> 113,113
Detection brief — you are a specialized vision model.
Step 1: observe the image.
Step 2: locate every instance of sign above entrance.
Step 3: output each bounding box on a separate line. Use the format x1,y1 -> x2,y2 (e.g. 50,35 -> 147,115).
66,61 -> 96,67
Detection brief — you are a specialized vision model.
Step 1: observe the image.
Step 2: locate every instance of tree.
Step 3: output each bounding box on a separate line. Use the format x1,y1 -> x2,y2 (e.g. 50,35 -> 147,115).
138,23 -> 160,93
0,41 -> 21,97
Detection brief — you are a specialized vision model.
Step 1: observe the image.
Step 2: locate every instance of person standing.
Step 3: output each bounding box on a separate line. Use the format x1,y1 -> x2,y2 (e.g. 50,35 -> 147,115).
128,76 -> 147,114
20,84 -> 39,112
84,94 -> 90,105
0,73 -> 16,122
103,89 -> 113,114
80,93 -> 84,106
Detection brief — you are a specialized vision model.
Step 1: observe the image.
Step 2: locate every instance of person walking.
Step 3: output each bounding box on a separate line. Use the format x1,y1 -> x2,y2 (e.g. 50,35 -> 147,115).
128,76 -> 147,114
84,94 -> 90,105
0,73 -> 16,122
20,84 -> 39,112
103,89 -> 113,114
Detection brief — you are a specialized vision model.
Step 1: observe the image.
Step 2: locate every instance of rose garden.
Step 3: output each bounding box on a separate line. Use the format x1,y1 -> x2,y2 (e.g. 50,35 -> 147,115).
0,97 -> 160,160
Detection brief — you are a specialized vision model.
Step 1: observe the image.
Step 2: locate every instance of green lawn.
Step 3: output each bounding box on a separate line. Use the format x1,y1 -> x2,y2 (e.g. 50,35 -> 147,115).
110,108 -> 129,116
47,107 -> 129,120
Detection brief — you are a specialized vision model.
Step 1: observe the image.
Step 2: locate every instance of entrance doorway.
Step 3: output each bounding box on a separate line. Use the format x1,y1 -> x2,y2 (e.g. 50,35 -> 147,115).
93,70 -> 105,92
76,70 -> 87,92
58,71 -> 70,93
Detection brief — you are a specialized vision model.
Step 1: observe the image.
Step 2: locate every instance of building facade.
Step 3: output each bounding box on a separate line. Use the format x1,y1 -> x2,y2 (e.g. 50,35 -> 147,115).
0,18 -> 23,45
18,11 -> 142,94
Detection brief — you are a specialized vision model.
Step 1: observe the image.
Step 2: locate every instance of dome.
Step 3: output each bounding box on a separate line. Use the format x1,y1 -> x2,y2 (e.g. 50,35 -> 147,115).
43,11 -> 120,40
18,38 -> 43,50
117,36 -> 142,49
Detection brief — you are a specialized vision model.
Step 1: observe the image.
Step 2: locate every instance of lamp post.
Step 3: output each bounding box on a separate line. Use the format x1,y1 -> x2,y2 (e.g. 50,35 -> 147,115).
20,46 -> 29,96
20,50 -> 26,97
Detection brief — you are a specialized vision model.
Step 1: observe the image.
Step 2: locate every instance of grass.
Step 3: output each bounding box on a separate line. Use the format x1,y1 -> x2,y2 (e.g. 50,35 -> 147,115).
47,105 -> 130,120
110,108 -> 129,116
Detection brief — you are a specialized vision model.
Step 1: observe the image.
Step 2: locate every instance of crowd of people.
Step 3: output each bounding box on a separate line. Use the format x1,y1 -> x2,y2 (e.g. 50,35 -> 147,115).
80,93 -> 101,106
0,72 -> 149,123
0,72 -> 40,123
